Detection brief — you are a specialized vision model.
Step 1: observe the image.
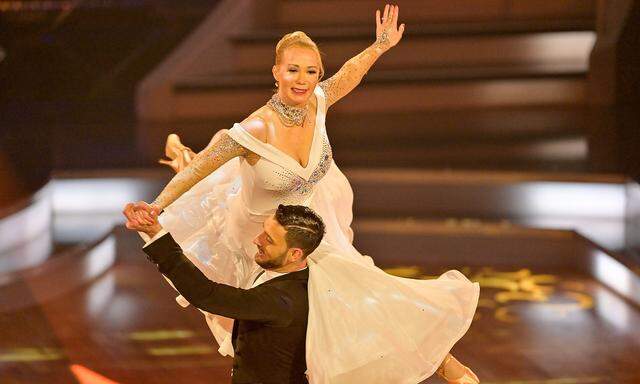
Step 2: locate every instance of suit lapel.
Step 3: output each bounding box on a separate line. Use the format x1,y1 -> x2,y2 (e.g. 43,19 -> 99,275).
231,318 -> 240,348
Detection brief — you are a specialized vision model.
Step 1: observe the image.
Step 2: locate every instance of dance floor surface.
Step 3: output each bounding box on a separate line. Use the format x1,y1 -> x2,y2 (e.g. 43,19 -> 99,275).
1,227 -> 639,384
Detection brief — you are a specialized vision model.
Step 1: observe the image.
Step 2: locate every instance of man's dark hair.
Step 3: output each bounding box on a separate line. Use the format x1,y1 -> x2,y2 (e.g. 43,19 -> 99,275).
274,204 -> 326,257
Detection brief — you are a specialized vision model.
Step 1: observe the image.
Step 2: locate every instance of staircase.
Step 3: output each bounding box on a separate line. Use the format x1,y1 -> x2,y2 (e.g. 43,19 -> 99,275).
137,0 -> 598,171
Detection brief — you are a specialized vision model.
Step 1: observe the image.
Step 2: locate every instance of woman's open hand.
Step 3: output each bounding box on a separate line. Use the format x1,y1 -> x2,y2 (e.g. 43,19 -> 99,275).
375,4 -> 405,51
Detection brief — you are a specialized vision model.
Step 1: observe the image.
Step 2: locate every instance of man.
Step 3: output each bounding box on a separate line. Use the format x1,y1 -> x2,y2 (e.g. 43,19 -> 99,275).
125,204 -> 325,384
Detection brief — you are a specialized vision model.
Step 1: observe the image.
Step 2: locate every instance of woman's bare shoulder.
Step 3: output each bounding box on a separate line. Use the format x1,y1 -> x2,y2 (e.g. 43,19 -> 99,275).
240,106 -> 276,143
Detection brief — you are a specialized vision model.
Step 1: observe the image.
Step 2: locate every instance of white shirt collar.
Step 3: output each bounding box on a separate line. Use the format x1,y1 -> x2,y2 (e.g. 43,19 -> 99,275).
252,266 -> 308,288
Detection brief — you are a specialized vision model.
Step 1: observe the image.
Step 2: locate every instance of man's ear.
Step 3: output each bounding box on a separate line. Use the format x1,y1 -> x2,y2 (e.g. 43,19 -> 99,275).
289,247 -> 304,263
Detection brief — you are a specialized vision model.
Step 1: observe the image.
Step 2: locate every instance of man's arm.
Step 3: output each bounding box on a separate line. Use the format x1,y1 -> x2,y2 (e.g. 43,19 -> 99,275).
143,232 -> 293,325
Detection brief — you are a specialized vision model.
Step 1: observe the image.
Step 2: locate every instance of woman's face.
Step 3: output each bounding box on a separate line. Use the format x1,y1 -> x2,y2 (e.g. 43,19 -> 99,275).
273,46 -> 321,107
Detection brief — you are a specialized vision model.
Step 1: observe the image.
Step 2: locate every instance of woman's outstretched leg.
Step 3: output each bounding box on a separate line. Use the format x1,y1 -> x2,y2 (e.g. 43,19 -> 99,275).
436,354 -> 479,383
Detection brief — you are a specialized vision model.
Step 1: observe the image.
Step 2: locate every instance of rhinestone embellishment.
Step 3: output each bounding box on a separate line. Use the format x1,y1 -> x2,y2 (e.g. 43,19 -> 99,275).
265,135 -> 333,204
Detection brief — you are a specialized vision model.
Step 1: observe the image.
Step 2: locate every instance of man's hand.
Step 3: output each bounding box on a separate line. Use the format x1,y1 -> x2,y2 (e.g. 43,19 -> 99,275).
123,201 -> 162,238
123,200 -> 159,225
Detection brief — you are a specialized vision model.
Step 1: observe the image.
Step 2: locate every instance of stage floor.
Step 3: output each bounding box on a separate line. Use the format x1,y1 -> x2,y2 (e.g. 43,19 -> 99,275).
1,227 -> 639,383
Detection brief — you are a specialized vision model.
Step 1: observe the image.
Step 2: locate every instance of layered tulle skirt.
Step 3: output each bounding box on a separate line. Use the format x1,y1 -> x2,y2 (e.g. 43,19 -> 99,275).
159,159 -> 479,383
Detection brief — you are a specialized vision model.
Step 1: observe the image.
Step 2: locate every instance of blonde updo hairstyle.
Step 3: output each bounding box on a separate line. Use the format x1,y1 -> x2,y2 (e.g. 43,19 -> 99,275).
275,31 -> 324,81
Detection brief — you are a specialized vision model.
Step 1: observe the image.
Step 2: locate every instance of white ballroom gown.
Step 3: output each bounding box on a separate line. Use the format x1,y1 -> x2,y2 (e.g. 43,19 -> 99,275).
158,86 -> 479,384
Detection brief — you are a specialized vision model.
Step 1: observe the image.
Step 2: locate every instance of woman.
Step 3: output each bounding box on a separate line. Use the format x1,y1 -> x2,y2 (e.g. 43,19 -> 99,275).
126,5 -> 479,383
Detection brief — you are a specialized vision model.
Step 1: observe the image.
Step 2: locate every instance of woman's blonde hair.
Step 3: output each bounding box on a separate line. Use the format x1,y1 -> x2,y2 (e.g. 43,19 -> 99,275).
275,31 -> 324,80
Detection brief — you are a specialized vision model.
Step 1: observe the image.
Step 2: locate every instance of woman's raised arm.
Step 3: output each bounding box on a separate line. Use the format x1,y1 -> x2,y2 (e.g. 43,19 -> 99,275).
151,132 -> 250,210
320,4 -> 405,109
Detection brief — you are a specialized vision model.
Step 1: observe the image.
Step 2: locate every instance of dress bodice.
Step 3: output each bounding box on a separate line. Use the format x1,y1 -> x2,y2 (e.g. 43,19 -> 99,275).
227,86 -> 333,216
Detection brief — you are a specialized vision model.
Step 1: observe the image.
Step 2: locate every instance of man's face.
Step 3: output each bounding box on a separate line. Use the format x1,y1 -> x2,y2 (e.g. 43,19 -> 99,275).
252,215 -> 293,269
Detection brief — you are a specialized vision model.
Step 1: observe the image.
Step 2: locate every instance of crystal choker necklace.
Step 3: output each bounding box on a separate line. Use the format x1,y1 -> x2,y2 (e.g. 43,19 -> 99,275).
267,93 -> 308,126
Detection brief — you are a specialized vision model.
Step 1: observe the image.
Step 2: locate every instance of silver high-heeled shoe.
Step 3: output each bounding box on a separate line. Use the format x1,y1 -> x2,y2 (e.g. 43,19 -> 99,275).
159,134 -> 195,173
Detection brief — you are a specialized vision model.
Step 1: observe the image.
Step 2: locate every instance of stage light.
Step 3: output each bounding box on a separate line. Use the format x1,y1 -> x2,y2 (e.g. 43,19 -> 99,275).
591,248 -> 640,306
520,182 -> 624,219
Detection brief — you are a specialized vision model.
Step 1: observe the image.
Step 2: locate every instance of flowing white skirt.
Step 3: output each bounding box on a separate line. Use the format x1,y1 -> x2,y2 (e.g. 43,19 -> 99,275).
159,159 -> 479,384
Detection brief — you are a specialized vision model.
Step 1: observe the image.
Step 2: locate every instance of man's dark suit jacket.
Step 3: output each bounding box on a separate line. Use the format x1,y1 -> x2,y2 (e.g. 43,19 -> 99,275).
144,233 -> 309,384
